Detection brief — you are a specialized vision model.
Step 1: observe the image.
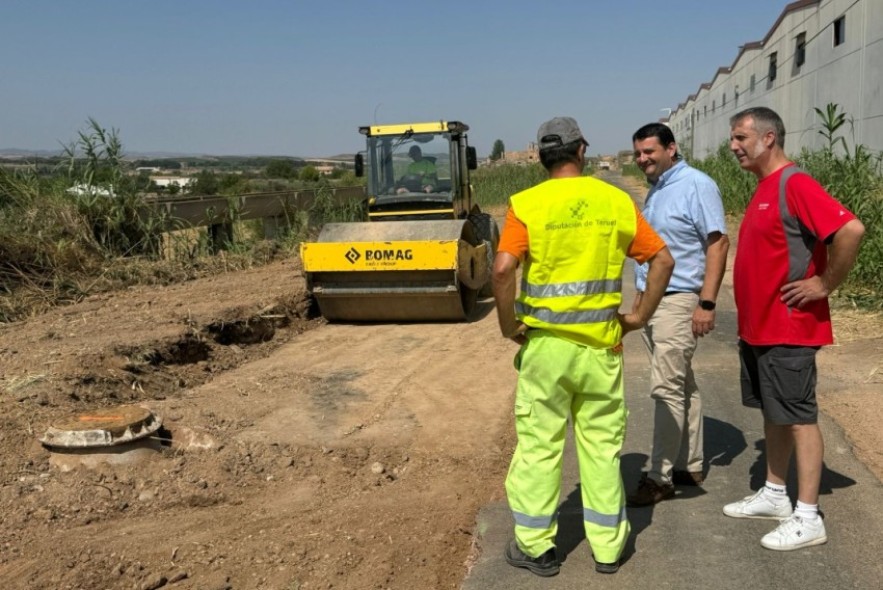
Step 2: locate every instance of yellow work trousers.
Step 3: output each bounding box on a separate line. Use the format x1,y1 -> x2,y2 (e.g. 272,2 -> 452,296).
505,330 -> 630,564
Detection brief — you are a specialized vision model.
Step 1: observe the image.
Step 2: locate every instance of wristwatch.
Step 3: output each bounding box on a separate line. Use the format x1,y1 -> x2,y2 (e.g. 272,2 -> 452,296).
698,299 -> 716,311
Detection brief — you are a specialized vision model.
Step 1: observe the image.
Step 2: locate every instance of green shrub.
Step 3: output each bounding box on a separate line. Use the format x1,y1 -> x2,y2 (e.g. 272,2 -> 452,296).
690,142 -> 756,213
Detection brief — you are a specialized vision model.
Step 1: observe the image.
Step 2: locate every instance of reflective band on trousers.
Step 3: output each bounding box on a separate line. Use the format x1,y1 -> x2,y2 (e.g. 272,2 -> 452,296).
512,510 -> 556,529
521,278 -> 622,299
515,302 -> 618,325
584,506 -> 627,528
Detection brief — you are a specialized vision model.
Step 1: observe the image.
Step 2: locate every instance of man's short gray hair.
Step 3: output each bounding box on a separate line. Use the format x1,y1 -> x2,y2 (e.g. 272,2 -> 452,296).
731,107 -> 786,149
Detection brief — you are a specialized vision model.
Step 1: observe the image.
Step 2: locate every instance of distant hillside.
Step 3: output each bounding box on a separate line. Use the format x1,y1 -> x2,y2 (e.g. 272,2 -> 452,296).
0,148 -> 64,158
1,148 -> 356,161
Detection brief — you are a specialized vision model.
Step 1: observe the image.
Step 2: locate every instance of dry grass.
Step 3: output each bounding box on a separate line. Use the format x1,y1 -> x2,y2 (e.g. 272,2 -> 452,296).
831,306 -> 883,344
0,243 -> 291,323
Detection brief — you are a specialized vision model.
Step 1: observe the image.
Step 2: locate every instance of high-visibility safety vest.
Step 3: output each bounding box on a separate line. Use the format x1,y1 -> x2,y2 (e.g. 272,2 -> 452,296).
406,159 -> 436,183
510,177 -> 637,348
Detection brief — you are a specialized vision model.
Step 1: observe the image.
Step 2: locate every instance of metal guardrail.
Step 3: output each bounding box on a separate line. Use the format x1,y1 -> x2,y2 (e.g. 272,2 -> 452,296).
144,186 -> 367,231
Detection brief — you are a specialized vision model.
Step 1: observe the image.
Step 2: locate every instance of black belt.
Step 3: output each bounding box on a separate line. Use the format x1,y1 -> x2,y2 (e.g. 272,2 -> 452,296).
664,291 -> 694,297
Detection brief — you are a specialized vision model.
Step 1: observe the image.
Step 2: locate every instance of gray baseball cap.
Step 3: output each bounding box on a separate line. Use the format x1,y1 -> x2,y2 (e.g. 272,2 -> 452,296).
537,116 -> 588,150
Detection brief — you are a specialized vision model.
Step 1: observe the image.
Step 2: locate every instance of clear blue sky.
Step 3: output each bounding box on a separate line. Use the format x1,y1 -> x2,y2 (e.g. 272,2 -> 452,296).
2,0 -> 788,158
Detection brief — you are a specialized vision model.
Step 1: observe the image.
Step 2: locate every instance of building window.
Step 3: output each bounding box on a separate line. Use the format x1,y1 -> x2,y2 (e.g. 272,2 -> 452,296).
704,105 -> 707,117
712,100 -> 716,113
723,93 -> 727,107
796,32 -> 806,67
750,74 -> 756,92
834,16 -> 846,46
768,52 -> 778,83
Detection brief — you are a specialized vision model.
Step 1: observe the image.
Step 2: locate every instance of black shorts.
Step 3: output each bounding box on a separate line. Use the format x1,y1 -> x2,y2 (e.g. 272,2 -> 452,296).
739,341 -> 819,425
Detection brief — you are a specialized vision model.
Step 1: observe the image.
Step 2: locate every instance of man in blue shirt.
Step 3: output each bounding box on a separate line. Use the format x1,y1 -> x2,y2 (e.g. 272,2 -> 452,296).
627,123 -> 730,506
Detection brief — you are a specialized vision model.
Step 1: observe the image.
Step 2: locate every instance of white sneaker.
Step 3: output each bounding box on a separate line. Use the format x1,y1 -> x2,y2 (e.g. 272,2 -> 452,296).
761,514 -> 828,551
723,489 -> 793,520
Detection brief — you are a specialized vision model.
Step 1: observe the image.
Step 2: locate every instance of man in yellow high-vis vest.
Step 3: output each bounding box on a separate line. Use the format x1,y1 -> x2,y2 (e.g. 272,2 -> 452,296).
493,116 -> 674,576
396,145 -> 438,194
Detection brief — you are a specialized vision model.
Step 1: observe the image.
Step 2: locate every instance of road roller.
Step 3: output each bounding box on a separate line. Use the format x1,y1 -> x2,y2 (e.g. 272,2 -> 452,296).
299,121 -> 499,321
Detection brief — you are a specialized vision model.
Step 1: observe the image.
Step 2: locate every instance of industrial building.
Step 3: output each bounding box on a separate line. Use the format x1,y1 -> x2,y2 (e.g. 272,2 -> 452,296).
666,0 -> 882,158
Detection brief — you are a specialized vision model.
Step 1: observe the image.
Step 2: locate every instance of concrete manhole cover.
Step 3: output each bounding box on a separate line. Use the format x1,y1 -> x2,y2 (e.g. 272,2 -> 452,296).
39,405 -> 165,472
40,405 -> 162,449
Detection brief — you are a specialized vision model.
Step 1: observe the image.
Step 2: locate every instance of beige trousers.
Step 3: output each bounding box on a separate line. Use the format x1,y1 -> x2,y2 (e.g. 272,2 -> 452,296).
641,292 -> 703,485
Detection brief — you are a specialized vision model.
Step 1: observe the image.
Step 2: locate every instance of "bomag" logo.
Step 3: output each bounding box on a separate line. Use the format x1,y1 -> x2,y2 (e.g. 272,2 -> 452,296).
365,249 -> 413,261
344,248 -> 415,265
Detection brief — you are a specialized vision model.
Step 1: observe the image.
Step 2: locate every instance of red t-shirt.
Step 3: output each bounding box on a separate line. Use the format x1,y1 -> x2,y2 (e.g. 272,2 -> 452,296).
733,165 -> 856,346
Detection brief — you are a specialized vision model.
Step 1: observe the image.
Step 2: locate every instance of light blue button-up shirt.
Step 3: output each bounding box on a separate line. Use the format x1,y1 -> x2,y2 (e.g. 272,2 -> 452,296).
634,160 -> 727,293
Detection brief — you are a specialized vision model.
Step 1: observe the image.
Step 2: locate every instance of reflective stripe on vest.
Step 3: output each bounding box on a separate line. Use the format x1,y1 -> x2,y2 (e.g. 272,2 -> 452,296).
520,278 -> 623,299
515,302 -> 618,325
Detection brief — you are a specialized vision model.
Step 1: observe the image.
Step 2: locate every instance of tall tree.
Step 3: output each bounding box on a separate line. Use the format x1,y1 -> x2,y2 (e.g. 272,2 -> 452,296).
265,159 -> 298,179
300,165 -> 320,182
490,139 -> 505,161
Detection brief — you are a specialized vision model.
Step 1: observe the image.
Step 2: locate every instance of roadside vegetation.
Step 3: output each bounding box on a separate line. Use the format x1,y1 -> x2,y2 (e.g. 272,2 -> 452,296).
0,120 -> 363,322
569,105 -> 881,306
620,161 -> 644,181
2,107 -> 878,321
472,163 -> 547,206
689,104 -> 883,306
472,161 -> 597,206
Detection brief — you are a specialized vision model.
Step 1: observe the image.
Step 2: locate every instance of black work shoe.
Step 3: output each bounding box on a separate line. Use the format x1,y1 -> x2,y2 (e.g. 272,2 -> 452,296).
504,540 -> 560,577
627,473 -> 675,506
593,557 -> 620,574
672,469 -> 705,486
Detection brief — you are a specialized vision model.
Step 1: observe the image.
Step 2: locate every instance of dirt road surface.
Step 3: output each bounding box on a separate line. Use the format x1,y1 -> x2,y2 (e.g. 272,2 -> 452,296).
1,176 -> 880,589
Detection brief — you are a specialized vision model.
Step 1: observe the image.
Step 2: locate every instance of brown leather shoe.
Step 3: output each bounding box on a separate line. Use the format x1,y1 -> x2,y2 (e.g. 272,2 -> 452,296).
627,474 -> 674,506
672,470 -> 705,486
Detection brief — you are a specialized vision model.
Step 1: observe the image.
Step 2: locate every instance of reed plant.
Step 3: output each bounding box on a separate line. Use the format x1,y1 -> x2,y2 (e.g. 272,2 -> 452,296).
309,183 -> 365,224
620,162 -> 645,181
797,145 -> 883,303
472,163 -> 548,206
689,104 -> 882,306
690,142 -> 757,213
61,118 -> 165,257
1,166 -> 104,321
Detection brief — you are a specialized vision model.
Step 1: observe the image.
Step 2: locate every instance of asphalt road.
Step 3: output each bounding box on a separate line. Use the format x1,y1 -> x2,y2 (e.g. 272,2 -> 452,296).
462,176 -> 883,589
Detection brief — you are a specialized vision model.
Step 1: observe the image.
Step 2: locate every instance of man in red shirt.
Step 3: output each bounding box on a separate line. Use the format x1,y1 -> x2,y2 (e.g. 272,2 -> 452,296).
725,107 -> 865,551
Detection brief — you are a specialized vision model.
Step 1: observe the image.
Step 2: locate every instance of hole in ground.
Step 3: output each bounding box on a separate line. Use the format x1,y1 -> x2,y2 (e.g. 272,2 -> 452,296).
206,316 -> 276,345
120,334 -> 211,367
